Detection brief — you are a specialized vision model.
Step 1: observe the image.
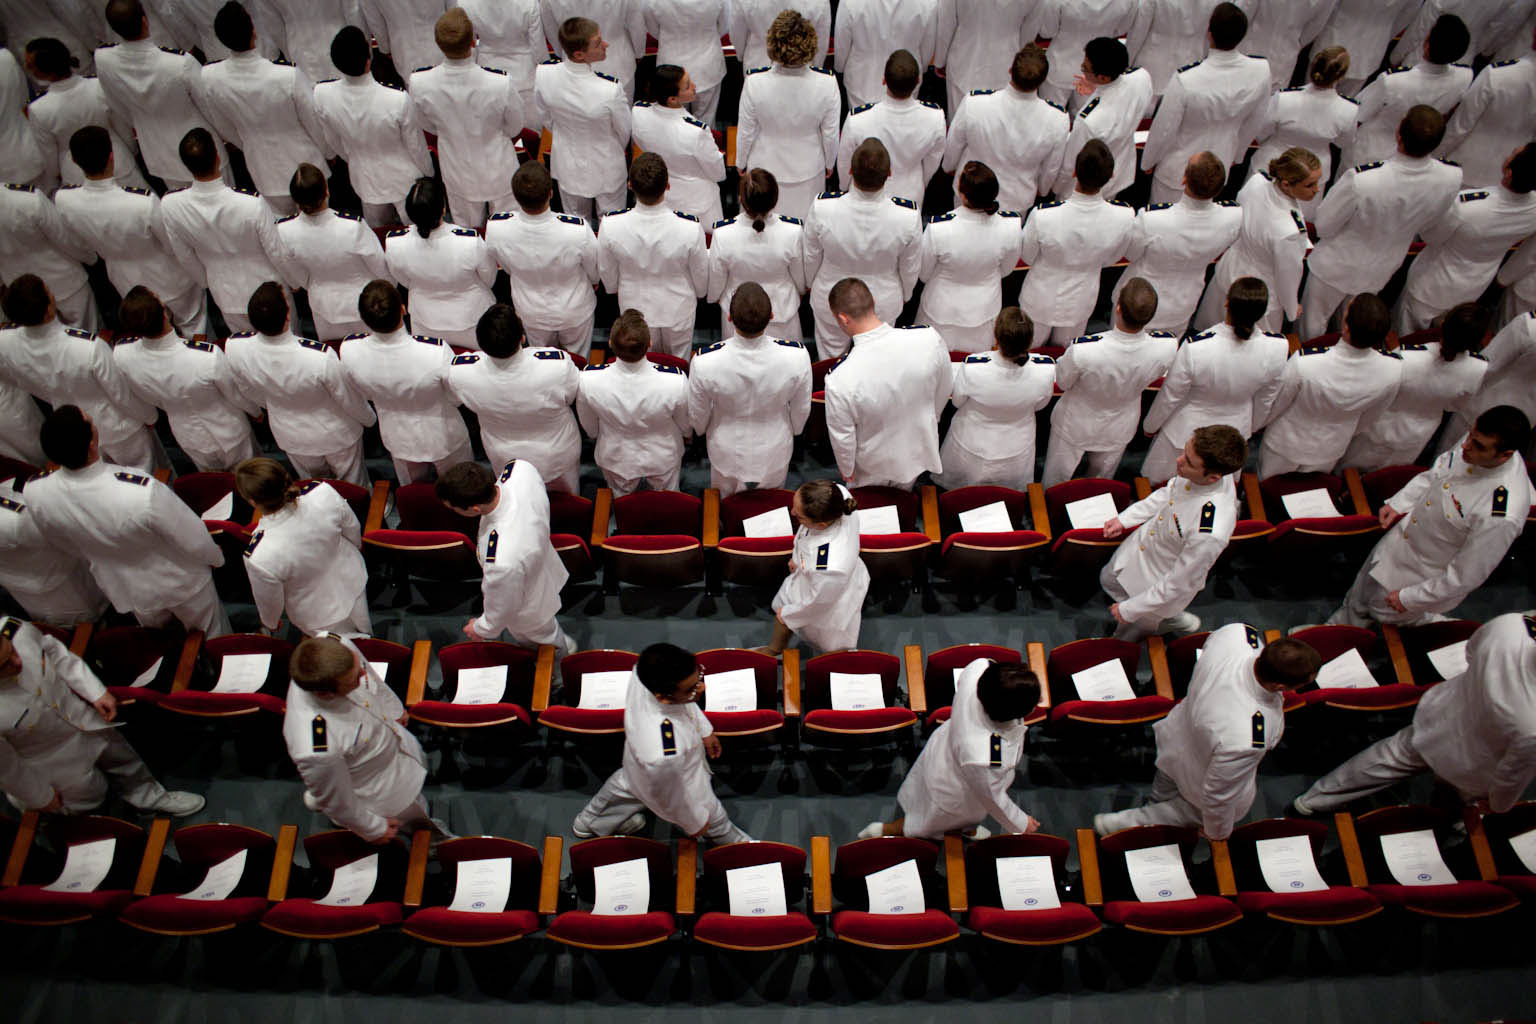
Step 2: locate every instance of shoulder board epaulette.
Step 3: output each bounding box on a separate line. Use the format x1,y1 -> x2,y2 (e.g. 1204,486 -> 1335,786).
695,340 -> 724,355
1469,350 -> 1488,361
1108,198 -> 1131,208
633,100 -> 652,107
810,66 -> 833,76
115,336 -> 138,346
541,54 -> 560,65
1043,98 -> 1066,112
412,65 -> 433,74
273,55 -> 292,66
297,337 -> 328,351
1244,624 -> 1262,649
1074,334 -> 1100,344
969,88 -> 996,97
489,211 -> 513,221
413,336 -> 444,347
183,338 -> 216,353
928,211 -> 955,224
296,480 -> 319,495
997,209 -> 1021,218
1178,59 -> 1203,73
1384,65 -> 1409,75
118,184 -> 152,196
1300,345 -> 1328,355
451,352 -> 479,365
897,324 -> 930,329
711,216 -> 734,230
483,66 -> 507,76
824,353 -> 847,373
99,42 -> 117,49
1400,341 -> 1429,351
1281,85 -> 1304,92
746,65 -> 770,75
451,226 -> 477,237
594,70 -> 619,83
920,99 -> 940,110
773,338 -> 805,349
229,330 -> 255,339
581,360 -> 608,370
336,210 -> 361,220
1459,190 -> 1488,202
1491,485 -> 1510,518
5,183 -> 34,192
498,460 -> 517,481
1438,157 -> 1459,167
386,227 -> 409,237
1216,198 -> 1238,206
342,332 -> 368,342
158,46 -> 185,55
818,190 -> 843,200
1030,355 -> 1054,364
605,208 -> 628,217
532,349 -> 565,360
1491,58 -> 1520,68
674,210 -> 698,222
64,327 -> 94,340
276,213 -> 297,223
850,101 -> 875,115
114,471 -> 150,486
778,214 -> 801,225
683,115 -> 706,130
1290,208 -> 1307,232
1343,94 -> 1359,104
1037,197 -> 1063,209
57,183 -> 80,190
1263,331 -> 1285,340
383,80 -> 405,90
1354,161 -> 1383,173
1382,349 -> 1403,360
1079,97 -> 1100,117
964,353 -> 990,363
1190,330 -> 1215,342
652,361 -> 683,373
0,494 -> 23,512
233,186 -> 258,197
556,212 -> 585,226
1147,201 -> 1172,211
1148,330 -> 1176,339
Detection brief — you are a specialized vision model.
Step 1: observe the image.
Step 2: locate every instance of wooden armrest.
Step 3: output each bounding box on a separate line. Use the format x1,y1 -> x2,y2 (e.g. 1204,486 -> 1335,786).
1147,635 -> 1174,701
267,825 -> 297,902
68,623 -> 93,657
539,836 -> 563,916
405,639 -> 432,705
1382,625 -> 1414,687
1210,839 -> 1237,897
133,816 -> 171,897
920,485 -> 940,543
1335,813 -> 1369,888
170,631 -> 203,693
1027,482 -> 1051,539
1133,477 -> 1152,501
944,833 -> 968,913
675,838 -> 697,916
1242,473 -> 1267,523
782,647 -> 801,718
403,828 -> 430,907
153,468 -> 171,484
590,488 -> 613,549
810,835 -> 832,915
725,125 -> 737,165
1263,629 -> 1283,645
1076,828 -> 1103,907
1343,467 -> 1371,517
538,128 -> 551,163
630,141 -> 642,160
532,643 -> 555,713
364,479 -> 390,533
702,488 -> 720,548
903,644 -> 926,715
1464,806 -> 1497,882
1026,641 -> 1050,708
3,810 -> 38,886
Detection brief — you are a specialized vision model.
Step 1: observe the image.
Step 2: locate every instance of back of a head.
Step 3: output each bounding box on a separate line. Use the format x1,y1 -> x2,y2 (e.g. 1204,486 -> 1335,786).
1255,637 -> 1322,690
1267,146 -> 1321,188
558,17 -> 598,59
883,49 -> 920,98
1208,2 -> 1248,51
766,9 -> 816,68
636,642 -> 696,696
476,303 -> 524,358
105,0 -> 146,41
117,286 -> 167,338
977,663 -> 1041,724
68,125 -> 112,177
358,279 -> 404,333
1,274 -> 50,326
797,478 -> 855,524
247,281 -> 290,335
1426,14 -> 1471,66
512,160 -> 553,211
178,127 -> 218,178
1083,37 -> 1128,81
290,636 -> 355,694
1185,151 -> 1227,199
827,277 -> 875,321
993,306 -> 1034,363
1189,424 -> 1248,476
739,168 -> 778,231
234,456 -> 297,513
405,177 -> 444,237
609,309 -> 651,361
729,281 -> 772,336
1074,138 -> 1114,193
25,38 -> 75,80
1437,303 -> 1489,360
40,405 -> 94,470
435,461 -> 496,509
1508,143 -> 1536,194
1226,276 -> 1268,339
1010,43 -> 1048,92
958,160 -> 1000,214
289,163 -> 327,213
331,25 -> 371,76
1308,45 -> 1350,89
629,152 -> 668,203
1344,293 -> 1390,349
213,1 -> 255,53
649,64 -> 686,105
1399,104 -> 1446,158
435,7 -> 473,59
849,138 -> 891,192
1117,277 -> 1158,332
1474,405 -> 1533,454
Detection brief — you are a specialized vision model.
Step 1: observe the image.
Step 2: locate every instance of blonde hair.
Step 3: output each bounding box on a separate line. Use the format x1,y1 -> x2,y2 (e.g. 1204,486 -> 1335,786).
1308,46 -> 1350,88
289,636 -> 356,693
1268,146 -> 1321,186
234,457 -> 301,514
766,10 -> 816,67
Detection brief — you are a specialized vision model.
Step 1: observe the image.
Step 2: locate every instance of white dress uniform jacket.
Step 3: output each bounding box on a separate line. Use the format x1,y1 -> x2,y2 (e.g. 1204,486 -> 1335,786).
644,0 -> 728,110
1201,172 -> 1310,333
705,212 -> 807,341
896,657 -> 1034,837
360,0 -> 449,80
916,208 -> 1022,352
630,102 -> 725,225
1150,622 -> 1284,840
936,351 -> 1056,489
1498,242 -> 1536,322
942,86 -> 1067,214
93,39 -> 216,184
1235,0 -> 1335,93
447,346 -> 582,490
824,323 -> 950,488
408,58 -> 523,206
0,376 -> 42,464
159,178 -> 298,323
1105,473 -> 1238,629
1053,67 -> 1153,200
1045,327 -> 1178,485
485,208 -> 599,346
0,51 -> 46,186
532,58 -> 631,201
686,333 -> 812,492
1343,343 -> 1487,472
111,333 -> 258,471
199,51 -> 328,199
1035,0 -> 1135,107
384,224 -> 498,345
283,640 -> 427,842
932,0 -> 1036,111
0,4 -> 94,77
617,670 -> 719,836
575,357 -> 691,490
832,0 -> 937,109
243,481 -> 368,635
312,75 -> 434,209
731,0 -> 831,72
277,209 -> 390,340
460,0 -> 544,125
0,321 -> 155,456
1126,0 -> 1220,96
772,503 -> 869,652
1140,50 -> 1271,198
734,64 -> 841,221
540,0 -> 647,92
804,190 -> 922,357
1401,186 -> 1536,330
1342,62 -> 1472,171
1312,0 -> 1420,94
1017,192 -> 1134,337
27,75 -> 144,191
1438,54 -> 1536,188
0,184 -> 94,319
1395,1 -> 1503,70
260,0 -> 366,83
0,487 -> 106,626
1463,313 -> 1536,426
340,327 -> 471,463
469,459 -> 569,642
596,204 -> 708,351
1248,84 -> 1358,219
1117,196 -> 1242,334
1258,343 -> 1403,477
156,0 -> 281,62
223,329 -> 375,462
835,97 -> 947,205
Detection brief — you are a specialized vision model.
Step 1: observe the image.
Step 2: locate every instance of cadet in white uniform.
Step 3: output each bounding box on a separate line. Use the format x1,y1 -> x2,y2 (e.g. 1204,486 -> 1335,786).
835,50 -> 946,206
156,0 -> 282,63
0,181 -> 98,331
446,305 -> 582,493
279,165 -> 390,343
733,10 -> 840,222
1497,230 -> 1536,325
385,178 -> 498,350
574,311 -> 691,495
631,66 -> 725,226
23,38 -> 145,192
284,634 -> 434,844
359,0 -> 448,83
0,52 -> 43,189
1102,426 -> 1246,640
644,0 -> 728,125
1034,0 -> 1134,108
1331,407 -> 1534,629
1247,49 -> 1358,220
485,161 -> 599,356
236,460 -> 369,636
597,154 -> 708,358
1452,312 -> 1536,439
933,0 -> 1036,115
804,140 -> 921,358
312,27 -> 434,229
259,0 -> 364,84
1043,279 -> 1177,487
917,162 -> 1022,353
435,460 -> 571,651
28,406 -> 229,636
409,8 -> 523,230
460,0 -> 544,126
1093,625 -> 1318,839
1051,37 -> 1152,201
540,0 -> 646,98
341,280 -> 473,484
1144,277 -> 1288,483
823,278 -> 950,490
686,283 -> 812,496
731,0 -> 830,74
0,618 -> 203,816
861,659 -> 1040,840
941,44 -> 1068,215
1018,140 -> 1134,347
532,18 -> 631,224
1301,108 -> 1463,341
0,485 -> 107,627
1340,19 -> 1472,171
1126,0 -> 1219,98
112,287 -> 259,473
935,309 -> 1055,490
757,480 -> 870,656
1235,0 -> 1333,93
1139,4 -> 1270,206
707,170 -> 807,342
1258,294 -> 1403,478
1293,611 -> 1536,816
572,644 -> 751,841
833,0 -> 936,109
1313,0 -> 1421,96
1437,33 -> 1536,189
224,282 -> 375,487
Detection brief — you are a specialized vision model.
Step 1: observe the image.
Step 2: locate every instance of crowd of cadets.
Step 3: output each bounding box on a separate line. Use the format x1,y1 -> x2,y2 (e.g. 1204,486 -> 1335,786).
0,1 -> 1534,848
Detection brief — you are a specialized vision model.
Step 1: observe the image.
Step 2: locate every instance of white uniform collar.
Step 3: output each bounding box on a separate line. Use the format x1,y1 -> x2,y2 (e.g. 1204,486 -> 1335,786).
850,322 -> 894,346
60,461 -> 110,482
614,357 -> 650,372
566,60 -> 595,76
731,332 -> 770,349
82,177 -> 118,192
46,76 -> 84,94
1068,191 -> 1103,208
372,326 -> 412,344
848,187 -> 884,204
190,177 -> 226,194
256,329 -> 296,346
1177,194 -> 1213,212
139,330 -> 180,350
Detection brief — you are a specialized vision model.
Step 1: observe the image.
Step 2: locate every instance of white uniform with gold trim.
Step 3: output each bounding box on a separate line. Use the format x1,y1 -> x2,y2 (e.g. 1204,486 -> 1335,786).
243,481 -> 369,636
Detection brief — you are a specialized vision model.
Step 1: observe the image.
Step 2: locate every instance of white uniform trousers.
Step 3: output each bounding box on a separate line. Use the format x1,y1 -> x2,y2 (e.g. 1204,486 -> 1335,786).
1300,277 -> 1350,343
689,84 -> 721,128
558,184 -> 628,225
476,609 -> 571,654
525,315 -> 595,358
183,432 -> 258,475
446,189 -> 516,232
1099,563 -> 1200,642
1140,433 -> 1183,485
573,767 -> 751,843
363,201 -> 410,229
1395,290 -> 1442,336
604,466 -> 682,498
709,465 -> 789,498
161,285 -> 209,339
391,440 -> 474,487
54,282 -> 99,334
101,428 -> 169,475
1149,180 -> 1184,207
28,730 -> 171,814
1329,569 -> 1445,629
308,590 -> 373,638
1093,770 -> 1203,834
926,319 -> 993,355
134,574 -> 230,637
649,324 -> 696,359
1257,445 -> 1323,479
483,441 -> 580,494
312,312 -> 369,344
287,443 -> 369,488
306,789 -> 451,842
1293,725 -> 1428,814
1042,440 -> 1126,489
774,177 -> 822,224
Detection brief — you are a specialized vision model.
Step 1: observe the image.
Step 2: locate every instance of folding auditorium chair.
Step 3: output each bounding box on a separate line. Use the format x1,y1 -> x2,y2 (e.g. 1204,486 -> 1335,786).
1213,472 -> 1277,569
544,835 -> 685,951
1463,802 -> 1536,904
0,812 -> 165,926
793,649 -> 918,765
589,489 -> 707,594
849,485 -> 937,600
1257,469 -> 1380,586
693,647 -> 788,750
302,477 -> 377,527
349,635 -> 419,705
119,822 -> 295,936
401,832 -> 563,947
155,633 -> 292,774
548,489 -> 597,583
1280,625 -> 1426,742
1042,636 -> 1175,747
1380,618 -> 1482,690
260,828 -> 413,939
406,640 -> 550,780
537,647 -> 636,742
901,641 -> 1047,732
170,471 -> 251,524
171,473 -> 256,603
947,832 -> 1103,947
820,835 -> 960,951
802,356 -> 840,463
931,485 -> 1052,606
1077,825 -> 1243,937
690,839 -> 821,954
1040,478 -> 1135,599
83,623 -> 199,710
705,487 -> 797,591
1214,818 -> 1381,928
1336,806 -> 1520,921
361,481 -> 481,604
1359,465 -> 1428,514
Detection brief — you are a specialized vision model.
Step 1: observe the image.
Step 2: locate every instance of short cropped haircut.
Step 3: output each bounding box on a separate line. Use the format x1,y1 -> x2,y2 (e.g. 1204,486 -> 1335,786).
883,49 -> 920,98
178,127 -> 219,177
476,303 -> 524,358
849,138 -> 891,191
1074,138 -> 1114,192
1,274 -> 50,326
435,461 -> 496,509
289,636 -> 356,694
1010,43 -> 1048,92
117,286 -> 167,338
214,1 -> 254,52
512,160 -> 554,210
729,281 -> 772,336
977,663 -> 1041,723
1399,104 -> 1445,157
798,478 -> 855,523
1185,151 -> 1226,199
1083,37 -> 1128,80
1344,293 -> 1390,349
650,64 -> 686,104
1426,14 -> 1471,65
289,162 -> 327,212
1117,277 -> 1158,331
105,0 -> 146,40
247,281 -> 289,335
958,160 -> 1000,214
1509,144 -> 1536,194
629,151 -> 668,202
558,17 -> 598,58
68,125 -> 112,176
827,277 -> 875,320
358,279 -> 404,332
766,10 -> 816,67
1437,303 -> 1489,360
635,642 -> 697,696
24,38 -> 75,80
1268,146 -> 1321,186
1255,638 -> 1322,690
39,405 -> 93,469
435,7 -> 473,58
1226,276 -> 1269,340
1309,45 -> 1350,88
1474,405 -> 1533,454
608,309 -> 651,361
330,25 -> 371,76
994,306 -> 1033,363
1189,424 -> 1248,477
1208,3 -> 1248,51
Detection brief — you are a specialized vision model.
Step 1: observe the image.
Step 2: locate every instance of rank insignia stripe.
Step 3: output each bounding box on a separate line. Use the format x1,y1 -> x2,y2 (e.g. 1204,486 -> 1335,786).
660,719 -> 677,756
989,734 -> 1003,768
1250,711 -> 1266,749
312,715 -> 328,753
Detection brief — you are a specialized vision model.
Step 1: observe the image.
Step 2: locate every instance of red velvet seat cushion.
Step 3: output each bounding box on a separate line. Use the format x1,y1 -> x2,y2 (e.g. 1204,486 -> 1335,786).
120,894 -> 272,934
539,706 -> 625,732
407,700 -> 533,728
602,534 -> 701,552
926,707 -> 952,727
1048,696 -> 1174,724
692,911 -> 818,950
107,686 -> 165,705
1100,896 -> 1242,934
1365,882 -> 1520,917
967,904 -> 1102,944
1494,875 -> 1536,900
260,898 -> 403,937
803,707 -> 917,732
545,909 -> 675,948
703,709 -> 785,734
0,886 -> 135,923
831,909 -> 959,947
940,531 -> 1048,553
857,531 -> 932,551
718,537 -> 793,554
158,691 -> 286,715
1301,684 -> 1423,710
1233,887 -> 1380,924
402,907 -> 540,945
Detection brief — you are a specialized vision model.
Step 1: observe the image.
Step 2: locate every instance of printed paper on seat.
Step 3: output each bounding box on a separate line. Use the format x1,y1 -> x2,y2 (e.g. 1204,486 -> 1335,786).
703,668 -> 758,712
726,861 -> 788,917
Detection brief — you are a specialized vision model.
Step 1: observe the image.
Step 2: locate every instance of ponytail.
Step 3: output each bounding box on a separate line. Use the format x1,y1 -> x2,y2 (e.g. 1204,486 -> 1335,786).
739,168 -> 779,233
234,457 -> 300,515
1226,277 -> 1268,341
797,478 -> 856,524
405,177 -> 444,239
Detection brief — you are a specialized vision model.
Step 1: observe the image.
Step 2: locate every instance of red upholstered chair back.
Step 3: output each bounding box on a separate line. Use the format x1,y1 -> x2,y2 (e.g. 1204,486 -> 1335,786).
548,490 -> 595,538
350,637 -> 415,701
1360,465 -> 1427,513
396,483 -> 480,535
613,490 -> 703,536
1479,802 -> 1536,879
1047,637 -> 1142,702
1288,625 -> 1387,690
568,836 -> 674,910
801,650 -> 902,712
699,841 -> 809,907
850,486 -> 919,531
1396,328 -> 1439,348
0,454 -> 40,486
923,643 -> 1021,711
86,625 -> 184,690
1224,818 -> 1332,892
164,823 -> 275,897
1095,825 -> 1202,903
361,531 -> 482,581
557,649 -> 639,705
200,633 -> 296,695
31,623 -> 72,645
1259,472 -> 1346,518
49,816 -> 148,892
963,833 -> 1072,908
719,489 -> 796,537
173,472 -> 251,522
1162,631 -> 1212,697
646,352 -> 688,372
1392,619 -> 1481,684
429,836 -> 544,912
437,641 -> 539,708
1304,332 -> 1340,349
1351,805 -> 1470,882
299,829 -> 409,898
832,837 -> 941,910
810,357 -> 840,392
696,648 -> 780,709
937,486 -> 1033,533
1042,479 -> 1132,536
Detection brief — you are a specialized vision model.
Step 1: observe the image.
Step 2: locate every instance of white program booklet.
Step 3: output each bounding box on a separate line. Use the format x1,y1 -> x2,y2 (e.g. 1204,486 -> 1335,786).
43,837 -> 117,893
178,849 -> 248,902
212,653 -> 271,694
1314,647 -> 1377,689
1426,641 -> 1470,680
703,668 -> 758,712
1379,829 -> 1457,886
726,861 -> 788,917
864,859 -> 924,915
316,854 -> 379,906
592,858 -> 649,916
858,505 -> 902,535
201,491 -> 234,522
367,661 -> 391,684
1506,828 -> 1536,874
1070,659 -> 1137,702
1123,844 -> 1197,903
1254,835 -> 1329,893
129,656 -> 164,688
452,664 -> 508,705
742,507 -> 794,538
448,857 -> 513,913
958,501 -> 1013,533
995,855 -> 1062,910
1064,493 -> 1119,531
829,672 -> 884,711
1280,488 -> 1341,520
578,670 -> 631,710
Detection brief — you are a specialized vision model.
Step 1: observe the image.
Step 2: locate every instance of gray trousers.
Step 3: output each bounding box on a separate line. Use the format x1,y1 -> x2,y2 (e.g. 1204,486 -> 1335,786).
1329,569 -> 1444,629
572,767 -> 751,844
1294,725 -> 1430,814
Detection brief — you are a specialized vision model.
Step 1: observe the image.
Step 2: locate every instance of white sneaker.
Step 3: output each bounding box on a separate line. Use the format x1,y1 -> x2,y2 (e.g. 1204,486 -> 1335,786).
615,811 -> 648,835
1158,613 -> 1202,636
141,791 -> 206,817
1092,813 -> 1115,837
967,826 -> 992,840
303,789 -> 320,812
857,822 -> 884,840
560,633 -> 578,658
